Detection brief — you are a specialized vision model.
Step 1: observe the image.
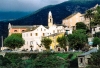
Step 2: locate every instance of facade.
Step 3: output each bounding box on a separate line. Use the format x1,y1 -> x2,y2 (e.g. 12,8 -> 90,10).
92,25 -> 100,35
8,23 -> 32,36
62,12 -> 84,30
78,47 -> 98,68
21,25 -> 49,51
46,32 -> 64,50
62,12 -> 90,30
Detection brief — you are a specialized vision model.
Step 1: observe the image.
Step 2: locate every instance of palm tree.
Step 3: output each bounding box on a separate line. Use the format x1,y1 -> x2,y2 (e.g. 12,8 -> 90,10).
84,9 -> 94,31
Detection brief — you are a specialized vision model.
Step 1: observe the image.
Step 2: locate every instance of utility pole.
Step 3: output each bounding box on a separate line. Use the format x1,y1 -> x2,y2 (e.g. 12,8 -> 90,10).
1,36 -> 3,51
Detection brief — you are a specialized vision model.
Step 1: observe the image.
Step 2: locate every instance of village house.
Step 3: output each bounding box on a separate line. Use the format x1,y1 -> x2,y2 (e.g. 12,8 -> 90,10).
21,25 -> 49,51
62,12 -> 90,30
78,47 -> 98,68
62,12 -> 84,30
45,32 -> 69,52
8,23 -> 33,36
92,25 -> 100,36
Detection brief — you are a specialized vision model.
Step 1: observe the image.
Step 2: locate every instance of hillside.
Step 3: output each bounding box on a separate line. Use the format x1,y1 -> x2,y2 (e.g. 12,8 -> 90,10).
0,0 -> 100,46
0,12 -> 32,21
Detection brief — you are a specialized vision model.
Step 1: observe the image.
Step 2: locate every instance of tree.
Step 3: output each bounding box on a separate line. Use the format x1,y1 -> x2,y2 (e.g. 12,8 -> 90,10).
41,37 -> 52,50
33,53 -> 69,68
68,29 -> 88,50
93,6 -> 100,25
57,35 -> 68,50
88,6 -> 100,26
76,22 -> 87,30
85,9 -> 94,21
84,9 -> 94,31
92,37 -> 100,47
94,32 -> 100,38
4,33 -> 24,49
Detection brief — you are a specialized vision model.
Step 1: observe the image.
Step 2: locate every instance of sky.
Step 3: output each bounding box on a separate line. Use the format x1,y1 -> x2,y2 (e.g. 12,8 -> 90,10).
0,0 -> 68,12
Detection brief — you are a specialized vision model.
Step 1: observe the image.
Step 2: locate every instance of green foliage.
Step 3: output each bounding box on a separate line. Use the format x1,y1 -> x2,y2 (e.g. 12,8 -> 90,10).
57,35 -> 68,50
4,33 -> 24,49
33,53 -> 69,68
85,9 -> 94,20
92,37 -> 100,47
76,22 -> 87,30
86,49 -> 100,68
94,32 -> 100,38
93,6 -> 100,25
0,52 -> 81,68
41,37 -> 52,49
68,29 -> 88,50
0,55 -> 11,66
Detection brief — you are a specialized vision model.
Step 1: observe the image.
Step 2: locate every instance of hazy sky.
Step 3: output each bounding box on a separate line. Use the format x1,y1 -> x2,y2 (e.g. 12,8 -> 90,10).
0,0 -> 68,12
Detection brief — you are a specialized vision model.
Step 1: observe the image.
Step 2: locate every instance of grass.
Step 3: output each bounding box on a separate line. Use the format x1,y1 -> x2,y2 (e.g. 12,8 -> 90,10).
54,52 -> 82,60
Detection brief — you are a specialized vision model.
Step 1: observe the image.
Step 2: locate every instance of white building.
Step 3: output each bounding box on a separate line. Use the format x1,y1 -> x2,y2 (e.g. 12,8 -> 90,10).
92,25 -> 100,35
21,25 -> 49,51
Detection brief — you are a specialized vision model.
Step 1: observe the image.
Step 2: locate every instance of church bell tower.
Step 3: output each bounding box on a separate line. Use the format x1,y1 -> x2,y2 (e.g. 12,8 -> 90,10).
48,11 -> 53,27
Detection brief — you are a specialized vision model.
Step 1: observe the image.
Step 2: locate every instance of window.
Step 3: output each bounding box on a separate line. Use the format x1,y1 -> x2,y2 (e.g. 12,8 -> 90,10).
27,41 -> 28,45
87,58 -> 90,64
41,28 -> 42,31
35,33 -> 38,36
22,30 -> 25,32
53,30 -> 55,33
14,30 -> 17,32
43,33 -> 45,36
27,34 -> 28,37
30,41 -> 33,45
23,34 -> 25,37
99,28 -> 100,30
50,19 -> 51,22
44,29 -> 46,31
80,58 -> 83,63
58,48 -> 60,51
65,48 -> 67,51
93,28 -> 95,31
57,30 -> 59,33
30,33 -> 32,36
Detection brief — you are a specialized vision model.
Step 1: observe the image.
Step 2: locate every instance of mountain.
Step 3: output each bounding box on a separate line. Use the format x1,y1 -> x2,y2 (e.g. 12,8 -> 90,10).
0,12 -> 32,21
0,0 -> 100,46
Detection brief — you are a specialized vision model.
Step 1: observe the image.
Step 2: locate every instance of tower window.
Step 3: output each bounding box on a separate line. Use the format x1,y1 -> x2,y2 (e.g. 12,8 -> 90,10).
50,19 -> 51,23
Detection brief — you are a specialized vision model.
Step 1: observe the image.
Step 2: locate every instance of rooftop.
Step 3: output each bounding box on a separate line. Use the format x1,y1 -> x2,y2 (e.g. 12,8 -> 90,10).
78,47 -> 98,56
63,12 -> 81,20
